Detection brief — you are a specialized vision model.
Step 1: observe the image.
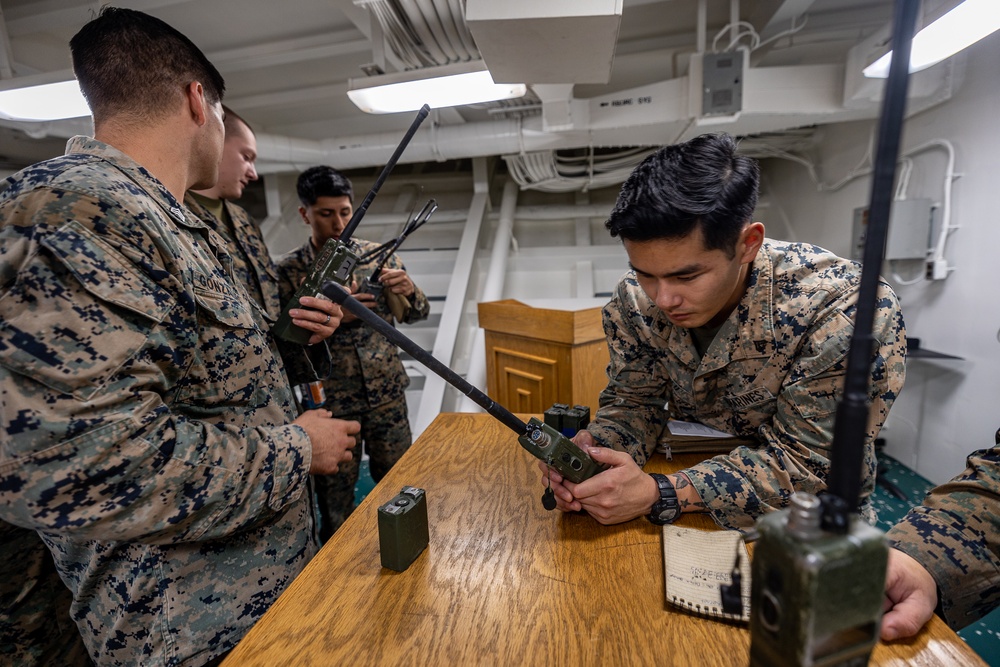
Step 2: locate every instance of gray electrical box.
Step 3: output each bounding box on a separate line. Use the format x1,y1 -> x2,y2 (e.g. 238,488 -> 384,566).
702,50 -> 745,116
851,199 -> 933,262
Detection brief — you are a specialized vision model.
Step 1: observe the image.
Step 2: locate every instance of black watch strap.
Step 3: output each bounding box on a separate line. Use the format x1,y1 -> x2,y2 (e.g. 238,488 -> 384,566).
647,473 -> 681,526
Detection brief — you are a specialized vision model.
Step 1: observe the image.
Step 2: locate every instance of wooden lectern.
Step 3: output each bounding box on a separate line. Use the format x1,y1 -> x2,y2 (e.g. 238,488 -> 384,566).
477,299 -> 609,414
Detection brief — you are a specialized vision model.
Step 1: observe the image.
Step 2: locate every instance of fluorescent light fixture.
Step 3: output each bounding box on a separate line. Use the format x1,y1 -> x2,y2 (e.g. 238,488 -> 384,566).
0,78 -> 91,121
347,60 -> 526,114
864,0 -> 1000,78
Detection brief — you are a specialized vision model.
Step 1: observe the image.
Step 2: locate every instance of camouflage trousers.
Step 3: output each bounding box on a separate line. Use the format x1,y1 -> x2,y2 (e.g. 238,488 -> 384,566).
0,521 -> 91,666
313,395 -> 412,542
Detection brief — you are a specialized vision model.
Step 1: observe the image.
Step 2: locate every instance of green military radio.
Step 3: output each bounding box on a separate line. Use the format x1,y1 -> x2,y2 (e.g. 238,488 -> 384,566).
748,1 -> 918,665
272,104 -> 430,345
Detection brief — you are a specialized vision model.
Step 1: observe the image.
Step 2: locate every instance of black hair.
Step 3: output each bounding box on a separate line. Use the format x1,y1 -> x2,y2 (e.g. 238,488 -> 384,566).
70,7 -> 225,123
297,165 -> 354,206
605,133 -> 759,257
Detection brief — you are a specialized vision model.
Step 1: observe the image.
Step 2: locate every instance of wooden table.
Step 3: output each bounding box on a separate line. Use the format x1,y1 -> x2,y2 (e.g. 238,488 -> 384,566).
223,413 -> 985,666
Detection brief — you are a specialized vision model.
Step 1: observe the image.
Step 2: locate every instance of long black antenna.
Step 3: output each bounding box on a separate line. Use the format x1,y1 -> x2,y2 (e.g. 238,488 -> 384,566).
339,104 -> 431,244
322,281 -> 529,436
822,0 -> 919,532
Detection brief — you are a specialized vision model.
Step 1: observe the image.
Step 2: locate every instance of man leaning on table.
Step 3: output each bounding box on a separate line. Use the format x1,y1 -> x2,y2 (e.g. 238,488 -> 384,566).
538,133 -> 907,530
881,427 -> 1000,641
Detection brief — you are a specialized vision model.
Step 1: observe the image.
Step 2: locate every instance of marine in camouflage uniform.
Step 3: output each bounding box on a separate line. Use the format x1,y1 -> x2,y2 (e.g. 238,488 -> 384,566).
589,239 -> 906,530
0,137 -> 317,665
887,434 -> 1000,631
277,237 -> 429,539
184,192 -> 282,320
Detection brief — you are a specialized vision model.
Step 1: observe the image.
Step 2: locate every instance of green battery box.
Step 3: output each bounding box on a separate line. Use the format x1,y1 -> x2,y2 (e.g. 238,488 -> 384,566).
377,486 -> 429,572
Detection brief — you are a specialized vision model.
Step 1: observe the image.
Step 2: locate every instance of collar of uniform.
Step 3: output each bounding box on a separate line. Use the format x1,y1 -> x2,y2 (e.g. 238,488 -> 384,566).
698,240 -> 778,375
300,238 -> 319,264
180,191 -> 217,234
65,135 -> 191,227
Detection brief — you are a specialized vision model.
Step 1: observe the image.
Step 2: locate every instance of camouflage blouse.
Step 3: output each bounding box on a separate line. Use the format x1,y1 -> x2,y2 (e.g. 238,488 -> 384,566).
589,239 -> 907,530
0,137 -> 316,665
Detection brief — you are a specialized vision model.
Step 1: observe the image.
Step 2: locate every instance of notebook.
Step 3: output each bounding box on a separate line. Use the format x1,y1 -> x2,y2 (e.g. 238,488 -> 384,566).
656,420 -> 755,458
661,524 -> 751,622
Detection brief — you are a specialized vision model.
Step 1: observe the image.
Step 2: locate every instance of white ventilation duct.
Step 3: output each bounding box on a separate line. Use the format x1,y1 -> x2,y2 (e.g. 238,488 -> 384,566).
0,49 -> 957,175
253,61 -> 955,174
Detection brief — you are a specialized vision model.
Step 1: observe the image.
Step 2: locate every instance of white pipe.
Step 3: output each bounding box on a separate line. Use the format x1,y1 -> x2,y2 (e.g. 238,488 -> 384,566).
413,157 -> 491,436
730,0 -> 740,47
459,179 -> 519,412
900,139 -> 957,264
481,180 -> 519,299
697,0 -> 707,53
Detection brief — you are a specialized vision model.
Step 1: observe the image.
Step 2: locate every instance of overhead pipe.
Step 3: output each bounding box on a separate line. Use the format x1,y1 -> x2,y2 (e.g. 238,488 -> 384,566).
252,58 -> 936,173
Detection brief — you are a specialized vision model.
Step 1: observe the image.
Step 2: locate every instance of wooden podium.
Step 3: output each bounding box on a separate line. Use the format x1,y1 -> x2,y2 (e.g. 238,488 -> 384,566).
477,299 -> 609,414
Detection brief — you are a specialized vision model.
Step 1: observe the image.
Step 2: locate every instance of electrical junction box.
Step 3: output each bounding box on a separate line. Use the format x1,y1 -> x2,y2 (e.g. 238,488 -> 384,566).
851,199 -> 933,262
689,48 -> 746,121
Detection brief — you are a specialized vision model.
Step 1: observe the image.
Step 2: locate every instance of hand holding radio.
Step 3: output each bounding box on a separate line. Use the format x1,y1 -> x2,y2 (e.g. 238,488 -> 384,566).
378,267 -> 415,297
284,295 -> 343,344
339,280 -> 378,325
538,441 -> 662,525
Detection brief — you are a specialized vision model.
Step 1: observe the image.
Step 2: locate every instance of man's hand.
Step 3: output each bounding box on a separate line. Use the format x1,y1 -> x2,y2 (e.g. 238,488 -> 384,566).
287,295 -> 343,345
379,268 -> 415,297
340,279 -> 378,324
567,447 -> 659,524
294,410 -> 361,474
880,547 -> 939,641
535,429 -> 597,513
535,430 -> 659,524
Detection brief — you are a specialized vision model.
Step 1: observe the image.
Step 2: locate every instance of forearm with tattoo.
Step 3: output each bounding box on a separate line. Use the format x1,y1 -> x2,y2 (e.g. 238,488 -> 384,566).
669,473 -> 708,512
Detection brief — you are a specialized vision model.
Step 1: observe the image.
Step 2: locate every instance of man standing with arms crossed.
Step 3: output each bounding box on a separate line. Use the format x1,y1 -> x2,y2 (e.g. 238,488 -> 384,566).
0,7 -> 358,665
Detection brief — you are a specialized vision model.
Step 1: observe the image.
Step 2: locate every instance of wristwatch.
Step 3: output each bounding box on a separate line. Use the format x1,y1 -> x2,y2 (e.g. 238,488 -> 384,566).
647,473 -> 681,525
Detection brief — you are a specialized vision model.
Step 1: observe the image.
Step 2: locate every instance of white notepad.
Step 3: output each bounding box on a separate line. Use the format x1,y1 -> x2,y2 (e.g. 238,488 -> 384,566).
661,524 -> 751,623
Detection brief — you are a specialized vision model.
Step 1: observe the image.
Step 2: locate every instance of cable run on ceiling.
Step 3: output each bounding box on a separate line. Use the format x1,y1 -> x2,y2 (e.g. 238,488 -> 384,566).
356,0 -> 480,70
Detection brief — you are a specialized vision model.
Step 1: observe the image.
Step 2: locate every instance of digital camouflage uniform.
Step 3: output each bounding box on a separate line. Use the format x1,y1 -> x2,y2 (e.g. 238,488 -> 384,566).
887,434 -> 1000,631
184,193 -> 282,320
277,237 -> 429,539
0,520 -> 90,666
589,239 -> 906,530
0,137 -> 318,666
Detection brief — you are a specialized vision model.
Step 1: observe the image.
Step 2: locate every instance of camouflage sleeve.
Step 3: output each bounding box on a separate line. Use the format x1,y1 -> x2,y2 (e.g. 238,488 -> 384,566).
0,521 -> 89,666
686,281 -> 906,529
0,189 -> 312,545
887,445 -> 1000,630
387,254 -> 430,324
585,280 -> 670,466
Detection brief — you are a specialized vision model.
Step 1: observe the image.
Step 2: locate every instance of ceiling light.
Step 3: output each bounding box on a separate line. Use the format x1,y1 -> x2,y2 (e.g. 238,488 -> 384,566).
864,0 -> 1000,78
0,78 -> 91,121
347,60 -> 526,114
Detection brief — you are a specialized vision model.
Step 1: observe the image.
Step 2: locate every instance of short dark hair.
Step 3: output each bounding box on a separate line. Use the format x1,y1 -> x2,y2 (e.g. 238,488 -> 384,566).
297,166 -> 354,206
222,105 -> 253,138
70,7 -> 225,123
605,133 -> 759,256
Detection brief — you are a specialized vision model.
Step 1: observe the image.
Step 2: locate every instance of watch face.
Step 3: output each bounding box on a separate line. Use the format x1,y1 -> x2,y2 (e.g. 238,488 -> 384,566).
657,506 -> 680,522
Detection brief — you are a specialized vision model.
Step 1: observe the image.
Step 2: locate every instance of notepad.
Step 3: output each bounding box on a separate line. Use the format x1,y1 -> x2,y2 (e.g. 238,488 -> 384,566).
662,524 -> 751,623
656,420 -> 755,457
